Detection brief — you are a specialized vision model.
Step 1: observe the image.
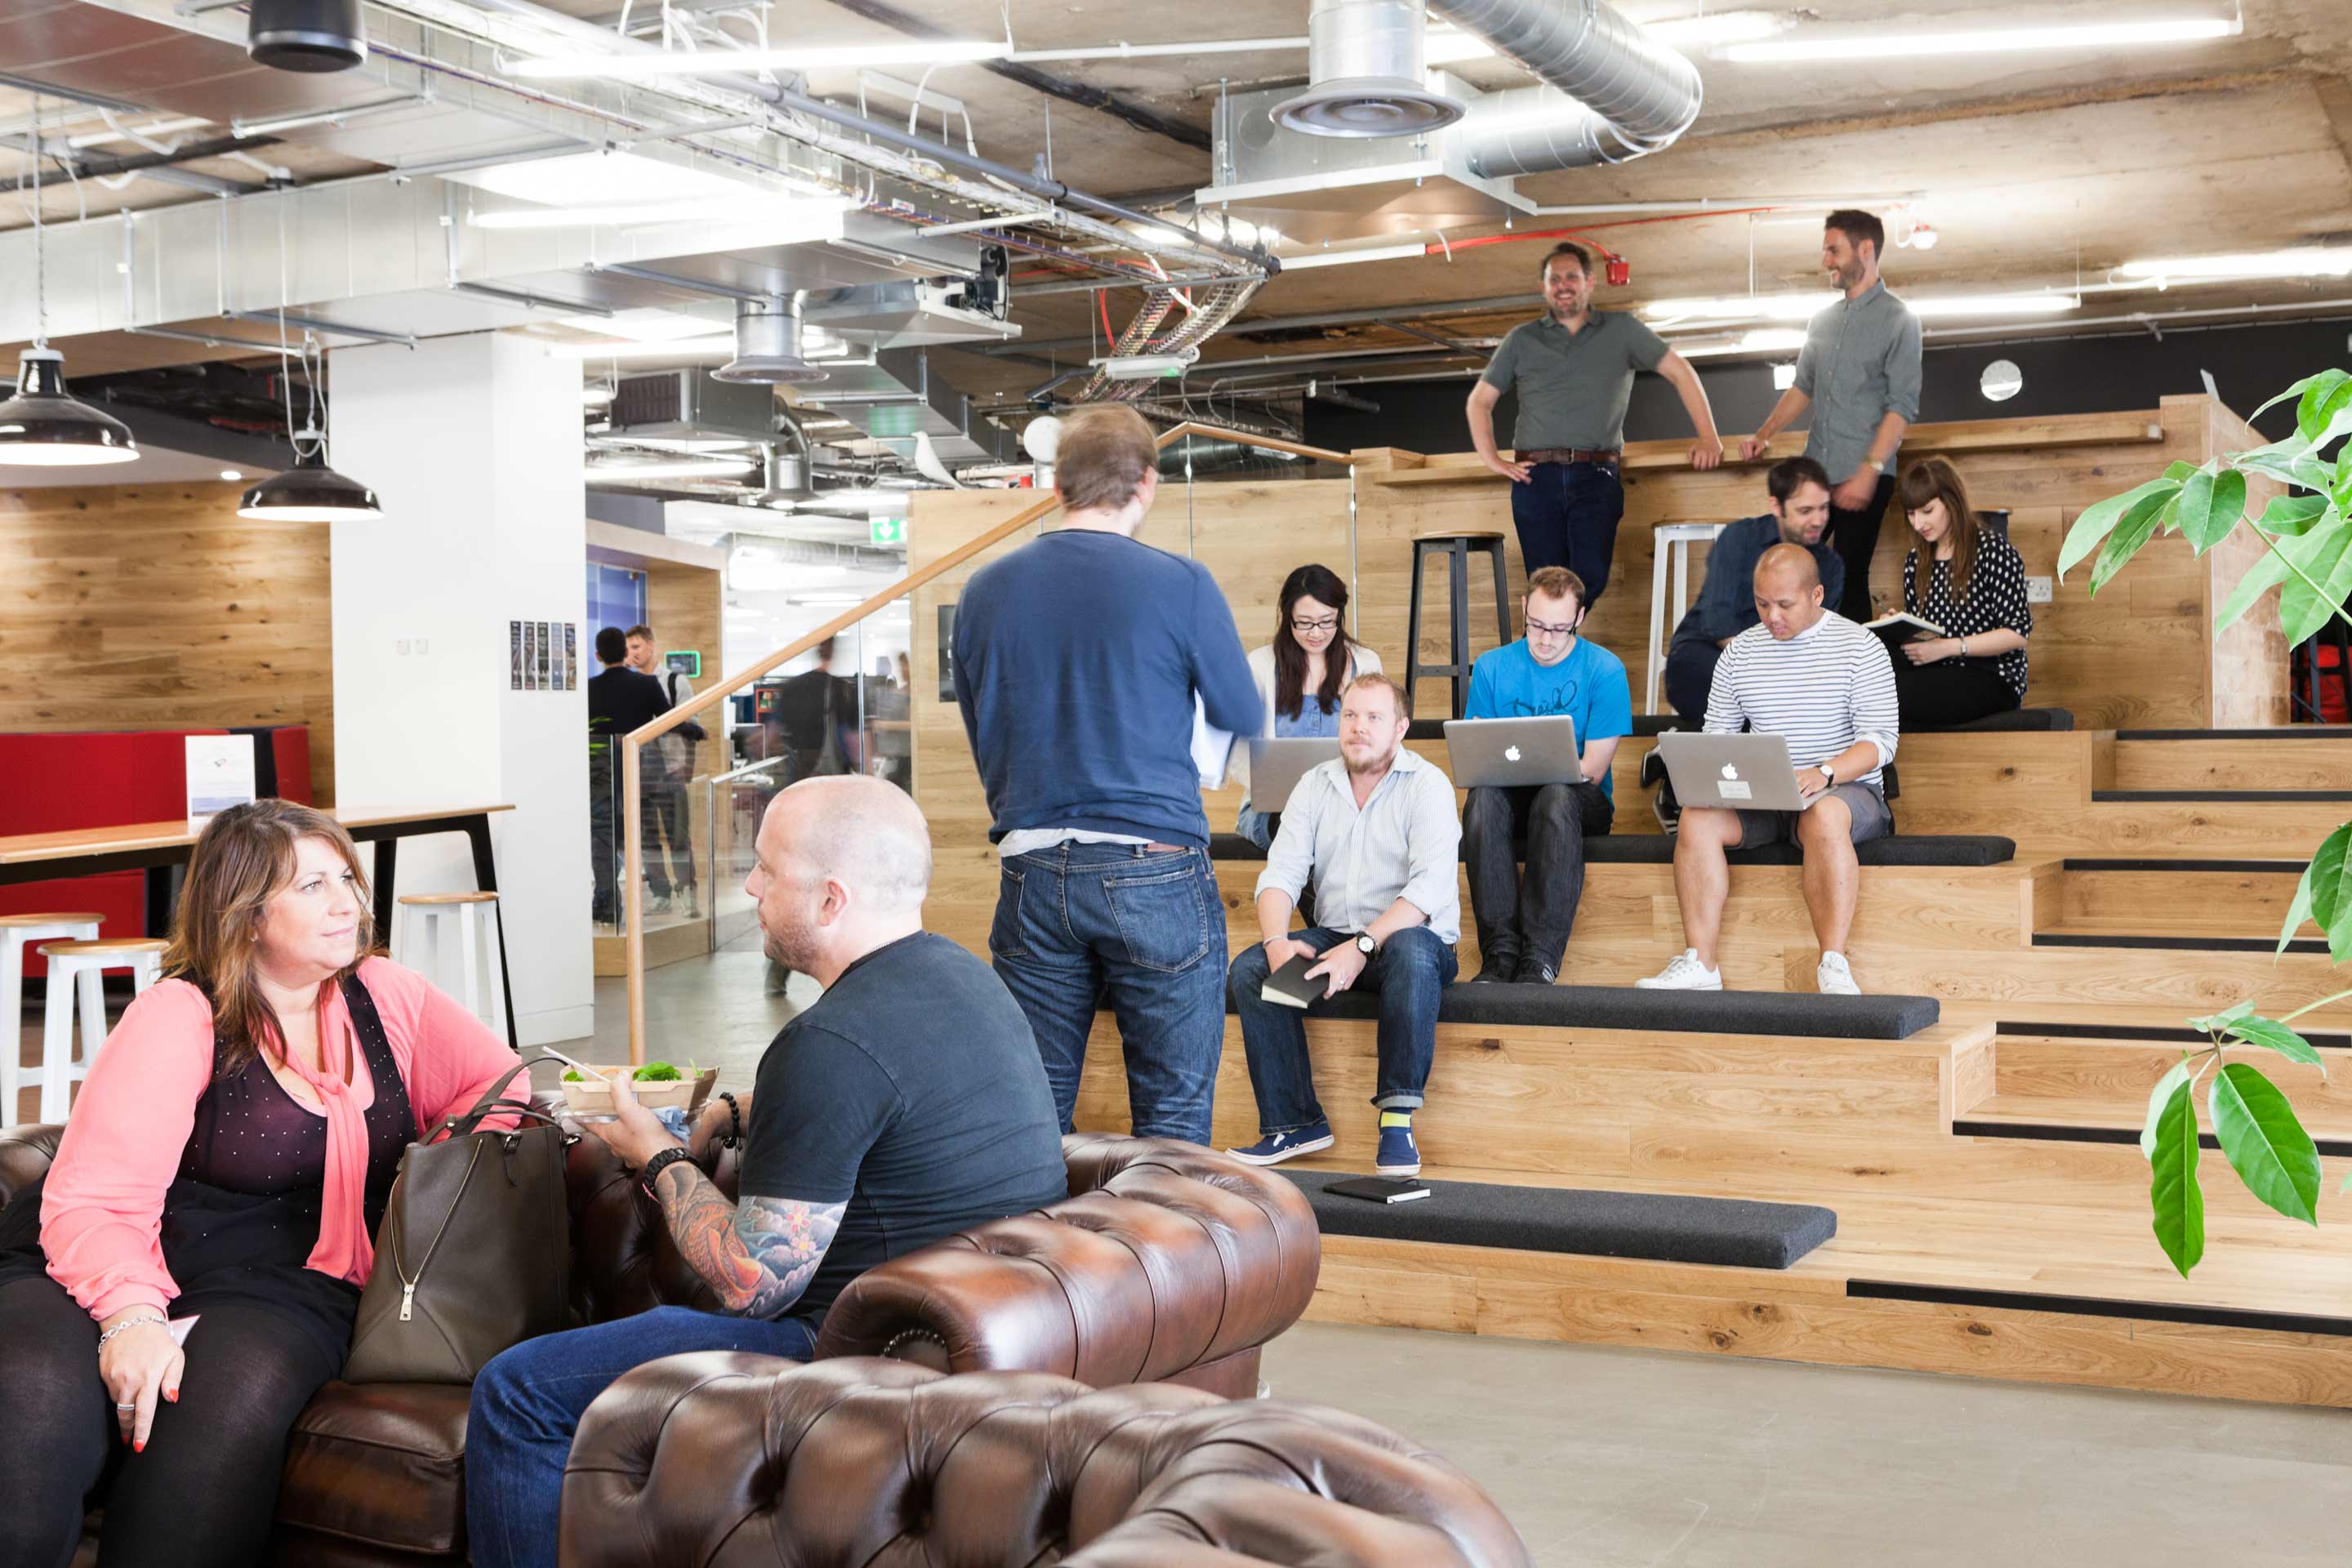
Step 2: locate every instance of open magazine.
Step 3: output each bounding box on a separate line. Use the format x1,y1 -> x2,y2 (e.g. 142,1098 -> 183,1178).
1862,610 -> 1946,645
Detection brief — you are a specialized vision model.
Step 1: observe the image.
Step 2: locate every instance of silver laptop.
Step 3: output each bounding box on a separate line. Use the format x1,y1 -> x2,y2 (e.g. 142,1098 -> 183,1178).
1654,731 -> 1816,812
1248,737 -> 1343,809
1442,716 -> 1581,790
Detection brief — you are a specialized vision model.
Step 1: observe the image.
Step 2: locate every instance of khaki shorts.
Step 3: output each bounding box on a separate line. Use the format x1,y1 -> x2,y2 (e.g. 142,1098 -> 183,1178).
1734,781 -> 1891,849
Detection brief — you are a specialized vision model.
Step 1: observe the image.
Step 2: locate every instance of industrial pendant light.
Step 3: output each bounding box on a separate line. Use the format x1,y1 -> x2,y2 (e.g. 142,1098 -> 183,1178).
239,332 -> 381,520
0,96 -> 140,467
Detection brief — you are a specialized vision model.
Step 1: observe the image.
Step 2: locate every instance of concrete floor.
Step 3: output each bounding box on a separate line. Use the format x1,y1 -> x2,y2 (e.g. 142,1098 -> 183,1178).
16,938 -> 2351,1565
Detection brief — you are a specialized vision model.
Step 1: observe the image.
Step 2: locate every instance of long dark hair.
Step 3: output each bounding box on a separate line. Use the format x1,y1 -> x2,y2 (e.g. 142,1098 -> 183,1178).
1897,457 -> 1984,604
1272,564 -> 1360,721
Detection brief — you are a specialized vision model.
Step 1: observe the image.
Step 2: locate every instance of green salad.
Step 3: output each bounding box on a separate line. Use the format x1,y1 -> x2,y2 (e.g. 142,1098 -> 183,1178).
562,1062 -> 687,1083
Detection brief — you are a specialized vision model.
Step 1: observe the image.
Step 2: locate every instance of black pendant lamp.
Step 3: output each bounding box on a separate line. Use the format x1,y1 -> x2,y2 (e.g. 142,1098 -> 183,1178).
0,94 -> 140,469
238,425 -> 382,521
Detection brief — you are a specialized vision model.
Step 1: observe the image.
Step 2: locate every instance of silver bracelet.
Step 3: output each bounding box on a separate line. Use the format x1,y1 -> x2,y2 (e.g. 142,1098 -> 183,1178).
97,1314 -> 167,1351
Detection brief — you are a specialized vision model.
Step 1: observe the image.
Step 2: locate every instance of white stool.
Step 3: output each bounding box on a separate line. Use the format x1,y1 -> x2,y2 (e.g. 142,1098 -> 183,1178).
398,893 -> 506,1033
1645,519 -> 1728,714
35,938 -> 166,1123
2,912 -> 105,1122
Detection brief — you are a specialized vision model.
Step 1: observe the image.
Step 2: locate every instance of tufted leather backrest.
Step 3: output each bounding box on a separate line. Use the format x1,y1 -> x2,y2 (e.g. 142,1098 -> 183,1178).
0,1124 -> 63,1214
561,1355 -> 1531,1568
814,1134 -> 1320,1383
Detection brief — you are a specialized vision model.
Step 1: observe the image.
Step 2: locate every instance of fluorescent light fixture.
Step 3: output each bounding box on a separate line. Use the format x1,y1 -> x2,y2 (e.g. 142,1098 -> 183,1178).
585,457 -> 758,483
449,149 -> 795,205
1279,242 -> 1428,271
550,336 -> 737,361
219,469 -> 243,481
1644,292 -> 1836,323
509,40 -> 1009,80
1423,29 -> 1493,65
1671,327 -> 1809,358
559,309 -> 731,342
1090,351 -> 1200,381
1909,293 -> 2077,318
1722,17 -> 2238,62
581,387 -> 616,406
470,197 -> 850,231
2114,249 -> 2352,283
1642,11 -> 1789,49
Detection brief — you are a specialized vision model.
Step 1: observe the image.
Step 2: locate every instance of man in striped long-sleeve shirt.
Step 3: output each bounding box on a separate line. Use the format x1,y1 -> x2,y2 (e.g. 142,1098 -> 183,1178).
1638,546 -> 1899,996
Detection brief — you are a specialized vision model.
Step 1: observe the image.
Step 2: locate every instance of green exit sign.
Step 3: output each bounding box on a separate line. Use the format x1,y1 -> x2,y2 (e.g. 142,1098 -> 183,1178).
870,515 -> 906,547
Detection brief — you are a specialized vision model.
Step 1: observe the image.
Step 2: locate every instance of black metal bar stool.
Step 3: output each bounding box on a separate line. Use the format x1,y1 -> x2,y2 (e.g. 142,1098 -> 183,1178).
1405,530 -> 1512,719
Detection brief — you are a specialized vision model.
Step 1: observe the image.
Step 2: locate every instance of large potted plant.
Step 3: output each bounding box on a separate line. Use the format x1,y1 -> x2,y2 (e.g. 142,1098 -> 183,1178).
2061,370 -> 2352,1276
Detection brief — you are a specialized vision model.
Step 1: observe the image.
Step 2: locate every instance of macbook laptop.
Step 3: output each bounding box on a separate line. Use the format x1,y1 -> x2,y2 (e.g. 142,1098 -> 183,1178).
1247,737 -> 1343,809
1654,731 -> 1816,812
1442,716 -> 1581,790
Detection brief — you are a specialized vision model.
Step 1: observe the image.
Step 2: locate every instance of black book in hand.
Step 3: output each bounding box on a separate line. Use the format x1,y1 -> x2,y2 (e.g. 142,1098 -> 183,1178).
1260,951 -> 1325,1009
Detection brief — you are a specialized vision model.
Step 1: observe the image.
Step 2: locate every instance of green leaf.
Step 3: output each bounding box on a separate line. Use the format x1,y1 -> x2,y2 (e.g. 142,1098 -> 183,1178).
2149,1080 -> 2205,1277
2300,371 -> 2352,443
2176,467 -> 2247,555
2278,840 -> 2324,957
2210,1062 -> 2322,1226
2223,1017 -> 2328,1071
2140,1058 -> 2194,1160
2089,488 -> 2176,594
2058,478 -> 2180,581
2302,823 -> 2352,965
2277,518 -> 2352,647
2163,460 -> 2200,482
2185,1000 -> 2257,1031
2250,370 -> 2343,426
2254,492 -> 2331,537
2306,399 -> 2352,457
2235,432 -> 2332,492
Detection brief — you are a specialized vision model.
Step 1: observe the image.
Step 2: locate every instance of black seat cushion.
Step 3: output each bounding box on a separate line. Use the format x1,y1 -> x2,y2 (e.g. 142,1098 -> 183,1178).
1224,982 -> 1939,1040
1209,833 -> 2015,869
1282,1170 -> 1837,1270
1405,711 -> 2074,740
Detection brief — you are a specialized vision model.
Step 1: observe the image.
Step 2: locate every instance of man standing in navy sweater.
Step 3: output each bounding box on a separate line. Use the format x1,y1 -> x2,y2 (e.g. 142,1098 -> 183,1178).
954,405 -> 1263,1143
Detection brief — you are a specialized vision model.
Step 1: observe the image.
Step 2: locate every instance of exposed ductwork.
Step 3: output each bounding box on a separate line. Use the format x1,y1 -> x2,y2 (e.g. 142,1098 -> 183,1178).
715,296 -> 826,386
1274,0 -> 1465,140
1435,0 -> 1704,176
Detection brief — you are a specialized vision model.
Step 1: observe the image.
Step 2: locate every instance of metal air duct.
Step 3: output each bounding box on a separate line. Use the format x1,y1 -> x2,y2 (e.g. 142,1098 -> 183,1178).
1433,0 -> 1703,175
247,0 -> 369,73
715,296 -> 828,385
1273,0 -> 1465,139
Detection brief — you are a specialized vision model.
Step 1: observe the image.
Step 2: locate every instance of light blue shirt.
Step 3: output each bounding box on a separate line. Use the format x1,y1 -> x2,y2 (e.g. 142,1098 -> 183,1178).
1258,746 -> 1462,944
1463,637 -> 1633,798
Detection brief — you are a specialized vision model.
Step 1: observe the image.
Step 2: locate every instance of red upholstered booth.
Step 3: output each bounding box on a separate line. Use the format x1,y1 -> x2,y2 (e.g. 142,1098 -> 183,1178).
0,727 -> 312,975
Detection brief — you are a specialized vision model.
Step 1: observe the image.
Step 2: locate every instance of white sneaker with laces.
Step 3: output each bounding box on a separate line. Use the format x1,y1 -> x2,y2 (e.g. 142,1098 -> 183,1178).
1636,949 -> 1722,990
1817,951 -> 1861,996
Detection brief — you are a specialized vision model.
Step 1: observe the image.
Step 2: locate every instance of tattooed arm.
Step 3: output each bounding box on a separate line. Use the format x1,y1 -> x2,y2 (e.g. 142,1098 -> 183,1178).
651,1162 -> 844,1320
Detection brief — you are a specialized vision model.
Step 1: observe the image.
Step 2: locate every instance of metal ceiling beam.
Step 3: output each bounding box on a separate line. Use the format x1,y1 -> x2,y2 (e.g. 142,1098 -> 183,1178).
986,292 -> 1537,354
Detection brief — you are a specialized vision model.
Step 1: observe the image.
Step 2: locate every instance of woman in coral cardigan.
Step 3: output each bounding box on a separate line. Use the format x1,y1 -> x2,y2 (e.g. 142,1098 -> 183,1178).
0,800 -> 523,1568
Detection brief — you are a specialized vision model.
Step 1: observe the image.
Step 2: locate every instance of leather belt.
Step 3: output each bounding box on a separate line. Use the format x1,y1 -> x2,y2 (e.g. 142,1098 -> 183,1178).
1517,447 -> 1621,466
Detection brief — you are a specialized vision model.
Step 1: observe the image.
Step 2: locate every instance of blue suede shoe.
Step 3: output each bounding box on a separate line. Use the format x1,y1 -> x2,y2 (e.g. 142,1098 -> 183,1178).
1374,1123 -> 1421,1176
1227,1121 -> 1334,1165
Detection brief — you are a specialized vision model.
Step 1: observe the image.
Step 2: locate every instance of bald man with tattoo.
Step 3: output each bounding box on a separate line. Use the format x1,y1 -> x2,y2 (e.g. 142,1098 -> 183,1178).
466,777 -> 1066,1568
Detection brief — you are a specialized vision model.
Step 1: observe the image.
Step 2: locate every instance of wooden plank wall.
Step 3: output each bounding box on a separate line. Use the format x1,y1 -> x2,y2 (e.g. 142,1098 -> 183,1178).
1351,395 -> 2270,729
0,479 -> 336,803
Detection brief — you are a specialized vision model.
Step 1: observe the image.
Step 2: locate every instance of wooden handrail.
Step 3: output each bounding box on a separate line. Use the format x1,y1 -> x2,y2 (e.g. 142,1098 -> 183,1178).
620,421 -> 1360,1057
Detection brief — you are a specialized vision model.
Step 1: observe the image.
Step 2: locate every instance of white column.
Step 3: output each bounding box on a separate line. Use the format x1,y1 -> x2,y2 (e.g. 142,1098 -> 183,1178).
328,332 -> 593,1045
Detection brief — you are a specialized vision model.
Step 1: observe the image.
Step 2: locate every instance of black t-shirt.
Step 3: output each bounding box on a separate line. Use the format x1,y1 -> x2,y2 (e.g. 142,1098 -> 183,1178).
588,666 -> 671,737
736,931 -> 1067,1323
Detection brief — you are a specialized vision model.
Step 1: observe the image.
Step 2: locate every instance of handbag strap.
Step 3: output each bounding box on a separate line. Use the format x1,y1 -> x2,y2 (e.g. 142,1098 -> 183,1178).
443,1055 -> 569,1139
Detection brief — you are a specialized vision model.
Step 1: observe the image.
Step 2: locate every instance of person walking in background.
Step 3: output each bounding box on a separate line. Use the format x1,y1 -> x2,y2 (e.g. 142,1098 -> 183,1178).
954,403 -> 1262,1144
626,624 -> 702,918
1459,566 -> 1631,987
1891,457 -> 2032,728
775,636 -> 850,782
1740,210 -> 1923,622
1468,241 -> 1725,604
1229,563 -> 1383,850
587,626 -> 674,927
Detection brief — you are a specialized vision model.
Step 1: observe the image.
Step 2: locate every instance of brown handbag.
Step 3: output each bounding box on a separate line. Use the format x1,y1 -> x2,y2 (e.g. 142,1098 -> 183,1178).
343,1057 -> 573,1383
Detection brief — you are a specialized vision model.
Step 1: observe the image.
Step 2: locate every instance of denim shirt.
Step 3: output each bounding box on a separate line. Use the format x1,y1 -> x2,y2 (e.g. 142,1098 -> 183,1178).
1793,279 -> 1923,481
1668,514 -> 1847,652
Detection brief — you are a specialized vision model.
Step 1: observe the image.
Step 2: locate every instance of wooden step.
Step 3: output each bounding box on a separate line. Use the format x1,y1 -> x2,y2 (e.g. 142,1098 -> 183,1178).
1980,1031 -> 2352,1137
1958,1092 -> 2352,1153
2049,858 -> 2305,937
2109,728 -> 2352,792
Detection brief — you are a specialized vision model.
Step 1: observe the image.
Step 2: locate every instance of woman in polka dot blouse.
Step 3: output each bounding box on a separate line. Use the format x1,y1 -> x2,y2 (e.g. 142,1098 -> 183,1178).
1892,457 -> 2032,728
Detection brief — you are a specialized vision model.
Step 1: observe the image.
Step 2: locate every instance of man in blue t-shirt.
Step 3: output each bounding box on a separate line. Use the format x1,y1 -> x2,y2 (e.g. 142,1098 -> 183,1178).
1460,566 -> 1633,984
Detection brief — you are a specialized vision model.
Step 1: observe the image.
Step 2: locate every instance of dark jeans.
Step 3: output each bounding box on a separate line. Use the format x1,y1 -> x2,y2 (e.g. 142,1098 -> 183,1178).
1510,461 -> 1627,604
1462,782 -> 1613,973
0,1274 -> 348,1568
1227,925 -> 1458,1134
466,1305 -> 820,1568
641,779 -> 696,896
990,842 -> 1228,1143
1664,639 -> 1722,719
1895,660 -> 2020,729
1828,472 -> 1898,622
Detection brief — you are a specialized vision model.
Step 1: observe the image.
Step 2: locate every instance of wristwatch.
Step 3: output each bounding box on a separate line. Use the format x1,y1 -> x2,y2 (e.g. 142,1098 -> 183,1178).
1354,933 -> 1379,957
1817,759 -> 1837,786
638,1145 -> 694,1200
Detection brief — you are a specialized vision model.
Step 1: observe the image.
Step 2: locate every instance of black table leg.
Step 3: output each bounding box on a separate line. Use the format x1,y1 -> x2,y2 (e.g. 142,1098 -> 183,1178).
372,839 -> 399,952
463,815 -> 520,1052
144,866 -> 174,939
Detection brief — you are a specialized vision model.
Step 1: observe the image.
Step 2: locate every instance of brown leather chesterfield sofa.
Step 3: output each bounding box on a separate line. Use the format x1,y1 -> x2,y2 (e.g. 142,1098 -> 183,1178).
564,1356 -> 1533,1568
0,1124 -> 1316,1566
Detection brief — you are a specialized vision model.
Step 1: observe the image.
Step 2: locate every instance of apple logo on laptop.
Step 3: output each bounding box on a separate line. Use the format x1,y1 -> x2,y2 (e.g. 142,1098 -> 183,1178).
1504,746 -> 1521,762
1722,764 -> 1740,780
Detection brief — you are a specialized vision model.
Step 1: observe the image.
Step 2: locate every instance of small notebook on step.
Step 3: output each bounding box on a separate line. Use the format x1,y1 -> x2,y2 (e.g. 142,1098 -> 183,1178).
1261,951 -> 1325,1009
1326,1176 -> 1432,1205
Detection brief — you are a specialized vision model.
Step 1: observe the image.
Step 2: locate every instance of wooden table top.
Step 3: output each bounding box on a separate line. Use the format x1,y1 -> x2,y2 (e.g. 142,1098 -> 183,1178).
0,804 -> 515,865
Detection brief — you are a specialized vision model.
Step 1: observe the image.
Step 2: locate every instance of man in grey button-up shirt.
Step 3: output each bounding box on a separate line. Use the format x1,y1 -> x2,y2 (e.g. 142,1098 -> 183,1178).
1741,210 -> 1922,621
1223,674 -> 1461,1178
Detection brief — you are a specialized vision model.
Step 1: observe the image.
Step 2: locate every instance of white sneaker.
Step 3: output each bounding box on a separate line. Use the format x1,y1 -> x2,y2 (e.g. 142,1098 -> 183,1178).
1636,949 -> 1722,990
1817,951 -> 1861,996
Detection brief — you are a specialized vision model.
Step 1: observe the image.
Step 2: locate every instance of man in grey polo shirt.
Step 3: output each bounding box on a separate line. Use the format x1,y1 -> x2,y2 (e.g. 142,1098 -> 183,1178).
1740,209 -> 1924,621
1468,241 -> 1724,605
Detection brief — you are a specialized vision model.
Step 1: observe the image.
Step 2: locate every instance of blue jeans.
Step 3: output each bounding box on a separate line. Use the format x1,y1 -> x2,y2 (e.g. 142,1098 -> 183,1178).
1510,460 -> 1626,603
466,1306 -> 819,1568
990,842 -> 1228,1143
1227,924 -> 1459,1134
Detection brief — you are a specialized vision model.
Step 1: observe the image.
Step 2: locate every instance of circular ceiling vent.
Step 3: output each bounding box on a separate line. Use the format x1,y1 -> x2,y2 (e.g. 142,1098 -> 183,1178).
247,0 -> 368,72
1271,78 -> 1466,139
714,300 -> 830,386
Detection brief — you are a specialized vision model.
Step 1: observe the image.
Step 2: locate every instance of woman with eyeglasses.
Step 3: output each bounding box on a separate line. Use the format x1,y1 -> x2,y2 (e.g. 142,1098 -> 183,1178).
1229,564 -> 1384,849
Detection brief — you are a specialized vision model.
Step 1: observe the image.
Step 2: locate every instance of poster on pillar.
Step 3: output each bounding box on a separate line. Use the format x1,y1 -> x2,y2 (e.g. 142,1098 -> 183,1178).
550,622 -> 568,691
537,622 -> 551,689
564,624 -> 577,689
524,621 -> 539,690
510,621 -> 523,691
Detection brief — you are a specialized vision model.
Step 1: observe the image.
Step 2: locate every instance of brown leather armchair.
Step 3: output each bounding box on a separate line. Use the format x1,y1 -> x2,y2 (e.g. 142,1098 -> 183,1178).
564,1355 -> 1532,1568
1,1125 -> 1317,1566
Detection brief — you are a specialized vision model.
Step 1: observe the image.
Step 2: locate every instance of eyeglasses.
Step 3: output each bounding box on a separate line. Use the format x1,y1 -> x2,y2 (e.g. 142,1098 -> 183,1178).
1290,617 -> 1339,635
1526,617 -> 1579,639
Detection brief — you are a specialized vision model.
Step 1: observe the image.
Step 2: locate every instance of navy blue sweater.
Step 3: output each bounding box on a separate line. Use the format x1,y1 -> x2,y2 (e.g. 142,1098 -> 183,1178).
1668,514 -> 1847,652
953,530 -> 1263,847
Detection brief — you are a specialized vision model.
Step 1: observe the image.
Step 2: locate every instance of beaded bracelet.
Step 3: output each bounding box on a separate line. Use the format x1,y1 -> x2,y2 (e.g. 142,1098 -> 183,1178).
716,1090 -> 742,1149
97,1315 -> 167,1351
